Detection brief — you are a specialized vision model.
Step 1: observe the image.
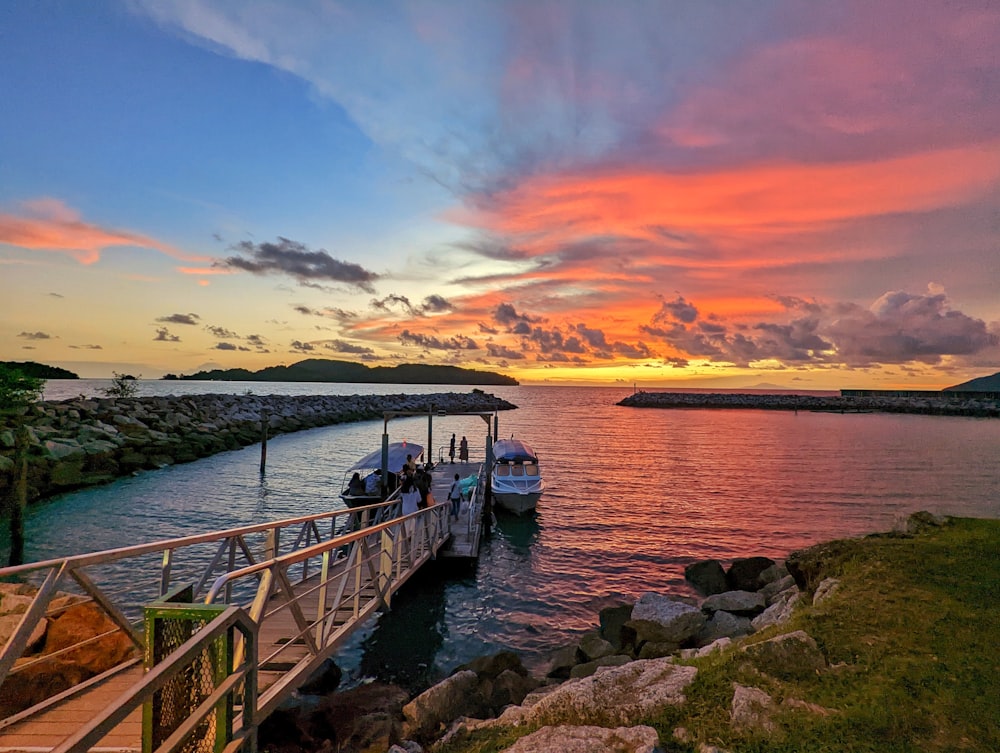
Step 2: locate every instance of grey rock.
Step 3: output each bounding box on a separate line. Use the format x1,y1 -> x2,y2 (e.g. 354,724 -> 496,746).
578,631 -> 617,662
627,593 -> 706,646
696,611 -> 753,645
750,592 -> 802,631
757,562 -> 789,585
684,559 -> 728,596
496,657 -> 697,728
730,684 -> 776,732
760,574 -> 797,603
402,669 -> 482,739
599,603 -> 633,649
812,577 -> 840,605
502,724 -> 660,752
725,557 -> 776,591
44,439 -> 83,460
701,590 -> 766,615
547,644 -> 580,679
636,641 -> 678,660
569,654 -> 632,678
742,629 -> 825,680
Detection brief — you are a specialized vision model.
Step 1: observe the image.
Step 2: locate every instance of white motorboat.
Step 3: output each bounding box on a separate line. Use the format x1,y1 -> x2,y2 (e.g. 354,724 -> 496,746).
340,441 -> 423,507
490,438 -> 544,515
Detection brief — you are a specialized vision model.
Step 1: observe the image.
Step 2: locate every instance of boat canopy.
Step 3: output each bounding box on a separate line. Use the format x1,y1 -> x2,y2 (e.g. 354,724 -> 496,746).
347,441 -> 424,473
493,438 -> 538,464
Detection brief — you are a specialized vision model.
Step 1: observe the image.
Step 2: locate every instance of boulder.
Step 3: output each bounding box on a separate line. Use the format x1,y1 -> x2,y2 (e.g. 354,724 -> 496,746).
599,604 -> 633,649
503,724 -> 661,752
684,560 -> 728,596
0,614 -> 47,653
785,539 -> 859,592
813,577 -> 841,605
730,684 -> 777,733
757,562 -> 789,586
402,670 -> 483,739
496,658 -> 697,729
636,641 -> 679,660
750,592 -> 802,632
678,637 -> 732,660
760,574 -> 797,603
905,510 -> 948,534
696,611 -> 753,645
486,668 -> 539,711
569,654 -> 632,679
742,630 -> 825,680
44,602 -> 136,674
457,650 -> 529,679
725,557 -> 775,592
701,590 -> 766,615
578,631 -> 617,662
626,593 -> 706,649
547,644 -> 580,679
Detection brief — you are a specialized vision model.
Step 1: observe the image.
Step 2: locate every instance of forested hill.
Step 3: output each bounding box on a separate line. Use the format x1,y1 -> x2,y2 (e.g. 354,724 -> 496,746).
944,371 -> 1000,391
0,361 -> 79,379
168,358 -> 519,386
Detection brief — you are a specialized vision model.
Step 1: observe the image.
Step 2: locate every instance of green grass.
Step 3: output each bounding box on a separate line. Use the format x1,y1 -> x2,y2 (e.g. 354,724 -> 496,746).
440,518 -> 1000,752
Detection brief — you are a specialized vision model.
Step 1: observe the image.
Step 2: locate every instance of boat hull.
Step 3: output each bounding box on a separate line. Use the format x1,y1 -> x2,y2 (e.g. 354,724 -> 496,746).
492,490 -> 542,515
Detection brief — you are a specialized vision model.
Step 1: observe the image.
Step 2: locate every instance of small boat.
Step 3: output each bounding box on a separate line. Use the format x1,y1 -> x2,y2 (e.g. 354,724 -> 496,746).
490,438 -> 544,515
340,441 -> 423,507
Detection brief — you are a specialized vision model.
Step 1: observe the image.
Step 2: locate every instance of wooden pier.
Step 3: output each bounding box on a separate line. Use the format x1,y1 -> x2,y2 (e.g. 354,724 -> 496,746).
0,459 -> 489,752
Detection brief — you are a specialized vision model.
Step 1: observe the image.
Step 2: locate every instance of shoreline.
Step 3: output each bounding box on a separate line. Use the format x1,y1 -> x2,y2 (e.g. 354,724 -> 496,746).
0,391 -> 516,508
619,390 -> 1000,417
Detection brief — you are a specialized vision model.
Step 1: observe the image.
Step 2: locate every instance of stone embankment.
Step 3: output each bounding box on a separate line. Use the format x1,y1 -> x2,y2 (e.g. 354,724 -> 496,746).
618,391 -> 1000,417
0,391 -> 515,506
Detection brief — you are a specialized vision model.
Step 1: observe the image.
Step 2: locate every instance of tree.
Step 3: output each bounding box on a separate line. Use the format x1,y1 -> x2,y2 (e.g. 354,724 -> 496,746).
104,371 -> 140,398
0,364 -> 46,566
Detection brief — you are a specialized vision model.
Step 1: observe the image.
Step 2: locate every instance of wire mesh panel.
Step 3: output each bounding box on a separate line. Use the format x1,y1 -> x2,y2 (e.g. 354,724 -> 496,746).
143,586 -> 231,753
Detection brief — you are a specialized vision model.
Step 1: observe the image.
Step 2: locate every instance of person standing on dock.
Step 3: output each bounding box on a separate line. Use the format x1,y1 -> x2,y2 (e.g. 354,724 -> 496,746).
459,436 -> 469,462
448,473 -> 462,518
449,433 -> 456,464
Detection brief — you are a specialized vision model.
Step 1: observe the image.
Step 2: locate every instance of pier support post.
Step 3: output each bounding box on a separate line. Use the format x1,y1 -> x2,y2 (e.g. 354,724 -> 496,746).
260,408 -> 269,475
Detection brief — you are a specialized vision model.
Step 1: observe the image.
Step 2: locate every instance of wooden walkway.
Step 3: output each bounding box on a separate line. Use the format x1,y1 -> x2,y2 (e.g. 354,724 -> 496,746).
0,461 -> 487,752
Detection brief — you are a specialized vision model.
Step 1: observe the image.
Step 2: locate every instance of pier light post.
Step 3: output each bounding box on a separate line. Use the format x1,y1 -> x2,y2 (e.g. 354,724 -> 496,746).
381,414 -> 391,498
427,404 -> 433,466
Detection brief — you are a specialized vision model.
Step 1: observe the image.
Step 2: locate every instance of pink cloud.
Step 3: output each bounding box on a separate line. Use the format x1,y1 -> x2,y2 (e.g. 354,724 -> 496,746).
0,198 -> 205,264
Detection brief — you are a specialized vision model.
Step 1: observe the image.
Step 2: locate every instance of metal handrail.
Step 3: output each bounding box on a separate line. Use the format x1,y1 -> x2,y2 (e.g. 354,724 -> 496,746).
200,501 -> 452,721
0,498 -> 401,724
50,605 -> 257,753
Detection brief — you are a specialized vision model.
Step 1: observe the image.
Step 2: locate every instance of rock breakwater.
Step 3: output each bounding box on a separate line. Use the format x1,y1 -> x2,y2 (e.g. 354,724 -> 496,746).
0,391 -> 515,506
618,391 -> 1000,417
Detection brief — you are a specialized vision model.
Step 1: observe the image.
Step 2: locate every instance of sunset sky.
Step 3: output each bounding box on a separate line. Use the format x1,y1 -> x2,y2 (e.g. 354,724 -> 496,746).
2,1 -> 999,388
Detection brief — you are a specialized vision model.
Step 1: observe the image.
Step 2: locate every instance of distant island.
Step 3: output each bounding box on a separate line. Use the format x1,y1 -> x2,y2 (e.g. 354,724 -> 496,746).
163,358 -> 519,386
944,370 -> 1000,392
0,361 -> 79,379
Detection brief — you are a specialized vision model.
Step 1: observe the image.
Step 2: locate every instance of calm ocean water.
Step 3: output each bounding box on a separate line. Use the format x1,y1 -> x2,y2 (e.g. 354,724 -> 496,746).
9,380 -> 1000,689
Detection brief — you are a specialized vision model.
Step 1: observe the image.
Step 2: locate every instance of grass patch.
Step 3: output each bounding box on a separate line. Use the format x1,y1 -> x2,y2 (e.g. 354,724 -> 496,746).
440,518 -> 1000,752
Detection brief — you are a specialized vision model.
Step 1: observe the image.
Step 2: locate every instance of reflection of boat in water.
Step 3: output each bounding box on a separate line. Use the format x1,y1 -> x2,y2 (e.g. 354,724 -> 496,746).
339,441 -> 423,507
490,438 -> 544,515
493,507 -> 541,550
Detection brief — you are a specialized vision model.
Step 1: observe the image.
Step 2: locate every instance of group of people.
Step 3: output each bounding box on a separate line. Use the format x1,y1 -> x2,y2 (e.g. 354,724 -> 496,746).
448,433 -> 469,464
348,441 -> 470,520
398,452 -> 464,519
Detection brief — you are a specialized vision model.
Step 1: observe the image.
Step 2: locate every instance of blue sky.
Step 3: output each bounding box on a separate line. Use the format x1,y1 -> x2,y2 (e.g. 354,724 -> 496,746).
2,1 -> 999,387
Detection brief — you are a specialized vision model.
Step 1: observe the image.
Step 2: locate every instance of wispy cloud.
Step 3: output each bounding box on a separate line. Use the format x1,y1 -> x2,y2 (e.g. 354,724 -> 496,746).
0,198 -> 205,264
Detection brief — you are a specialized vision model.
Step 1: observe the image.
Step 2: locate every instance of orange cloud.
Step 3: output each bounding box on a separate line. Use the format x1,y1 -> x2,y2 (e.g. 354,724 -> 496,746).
459,143 -> 1000,260
0,198 -> 206,264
